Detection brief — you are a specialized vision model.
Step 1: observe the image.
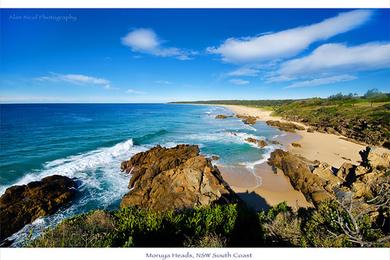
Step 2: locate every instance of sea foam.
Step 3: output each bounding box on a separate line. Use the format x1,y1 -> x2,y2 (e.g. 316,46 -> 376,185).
0,139 -> 144,195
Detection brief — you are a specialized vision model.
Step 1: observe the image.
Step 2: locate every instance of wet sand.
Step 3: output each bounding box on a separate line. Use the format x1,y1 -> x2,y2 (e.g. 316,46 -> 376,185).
219,163 -> 312,211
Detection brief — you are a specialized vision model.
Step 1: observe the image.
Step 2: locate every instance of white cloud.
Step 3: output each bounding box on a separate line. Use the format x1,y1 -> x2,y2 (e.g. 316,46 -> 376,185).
229,79 -> 250,85
122,28 -> 159,51
207,10 -> 372,63
126,88 -> 146,94
227,66 -> 260,77
121,28 -> 195,60
36,73 -> 112,89
225,63 -> 279,78
265,75 -> 295,83
155,80 -> 173,85
279,42 -> 390,77
285,74 -> 357,89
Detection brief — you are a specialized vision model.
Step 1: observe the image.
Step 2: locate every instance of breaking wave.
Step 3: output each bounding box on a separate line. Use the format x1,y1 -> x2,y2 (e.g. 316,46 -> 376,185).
1,138 -> 148,246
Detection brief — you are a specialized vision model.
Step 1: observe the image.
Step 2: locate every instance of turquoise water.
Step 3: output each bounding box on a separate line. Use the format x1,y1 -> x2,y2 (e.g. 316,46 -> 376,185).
0,103 -> 282,244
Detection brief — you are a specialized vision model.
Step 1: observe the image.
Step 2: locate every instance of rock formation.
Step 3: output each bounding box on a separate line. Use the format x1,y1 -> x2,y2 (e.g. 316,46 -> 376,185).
347,147 -> 389,199
120,145 -> 238,211
215,114 -> 230,119
359,146 -> 390,170
211,155 -> 220,161
268,150 -> 332,205
306,127 -> 315,133
268,146 -> 390,206
236,115 -> 257,125
336,162 -> 356,184
0,175 -> 76,240
245,137 -> 267,148
266,120 -> 305,133
312,163 -> 343,192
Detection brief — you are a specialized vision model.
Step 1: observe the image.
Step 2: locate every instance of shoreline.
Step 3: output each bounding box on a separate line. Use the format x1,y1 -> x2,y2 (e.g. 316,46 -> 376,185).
219,104 -> 368,167
213,104 -> 377,210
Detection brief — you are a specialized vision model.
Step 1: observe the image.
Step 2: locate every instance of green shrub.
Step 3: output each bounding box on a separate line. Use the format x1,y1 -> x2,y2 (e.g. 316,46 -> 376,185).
29,210 -> 116,247
30,200 -> 389,248
31,204 -> 243,247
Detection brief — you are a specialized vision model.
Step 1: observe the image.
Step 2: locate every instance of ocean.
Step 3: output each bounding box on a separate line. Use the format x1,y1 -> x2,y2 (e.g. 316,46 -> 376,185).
0,103 -> 282,245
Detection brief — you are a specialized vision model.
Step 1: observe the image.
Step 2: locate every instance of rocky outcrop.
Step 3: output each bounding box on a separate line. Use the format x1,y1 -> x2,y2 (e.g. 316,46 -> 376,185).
0,175 -> 76,240
268,150 -> 332,205
215,114 -> 230,119
306,127 -> 315,133
266,120 -> 305,133
312,163 -> 343,192
312,127 -> 339,135
245,137 -> 267,148
336,162 -> 356,184
359,146 -> 390,170
121,144 -> 200,188
120,145 -> 237,211
344,147 -> 390,199
268,146 -> 390,207
291,143 -> 301,148
236,115 -> 257,125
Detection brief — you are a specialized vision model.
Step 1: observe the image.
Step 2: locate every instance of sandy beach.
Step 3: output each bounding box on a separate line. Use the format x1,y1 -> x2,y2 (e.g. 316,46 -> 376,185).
217,104 -> 376,210
219,163 -> 312,210
221,104 -> 367,167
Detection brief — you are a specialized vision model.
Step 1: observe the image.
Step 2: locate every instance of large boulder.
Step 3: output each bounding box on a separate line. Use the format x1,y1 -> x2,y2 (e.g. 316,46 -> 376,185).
120,145 -> 237,211
0,175 -> 76,240
268,149 -> 332,205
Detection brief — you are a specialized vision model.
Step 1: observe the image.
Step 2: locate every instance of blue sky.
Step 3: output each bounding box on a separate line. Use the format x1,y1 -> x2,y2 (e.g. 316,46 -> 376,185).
0,9 -> 389,103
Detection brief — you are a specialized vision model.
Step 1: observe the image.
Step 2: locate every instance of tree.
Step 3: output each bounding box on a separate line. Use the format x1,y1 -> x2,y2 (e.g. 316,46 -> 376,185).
363,89 -> 389,106
364,88 -> 381,98
330,178 -> 390,247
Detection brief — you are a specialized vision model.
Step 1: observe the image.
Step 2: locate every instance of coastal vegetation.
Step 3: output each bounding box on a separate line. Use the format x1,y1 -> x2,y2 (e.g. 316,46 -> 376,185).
29,198 -> 389,247
175,89 -> 390,148
29,204 -> 255,247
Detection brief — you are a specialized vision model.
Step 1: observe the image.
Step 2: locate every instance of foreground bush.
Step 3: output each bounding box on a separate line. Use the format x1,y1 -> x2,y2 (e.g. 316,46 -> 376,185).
259,201 -> 390,247
30,204 -> 263,247
30,199 -> 389,247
